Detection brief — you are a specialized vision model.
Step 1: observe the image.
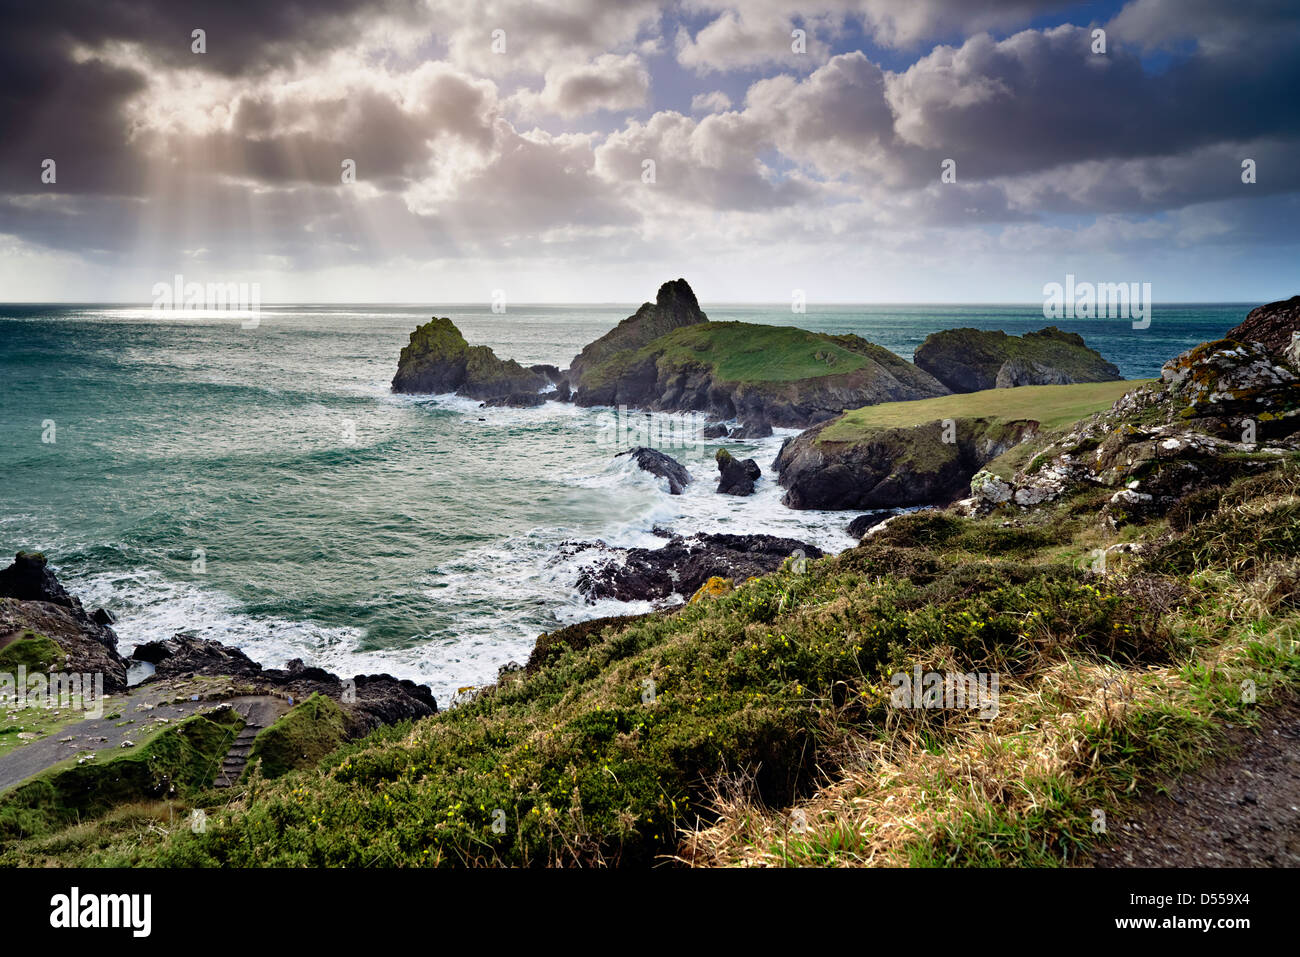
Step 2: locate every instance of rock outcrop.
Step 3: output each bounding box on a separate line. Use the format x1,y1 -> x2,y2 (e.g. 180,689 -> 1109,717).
567,279 -> 950,428
575,533 -> 823,603
716,448 -> 760,496
392,317 -> 548,400
729,417 -> 773,439
914,327 -> 1121,394
483,392 -> 547,408
994,357 -> 1073,388
776,417 -> 1038,510
967,336 -> 1300,523
132,634 -> 438,735
617,447 -> 692,495
0,551 -> 76,607
846,510 -> 895,538
1225,295 -> 1300,356
567,279 -> 708,391
0,552 -> 127,689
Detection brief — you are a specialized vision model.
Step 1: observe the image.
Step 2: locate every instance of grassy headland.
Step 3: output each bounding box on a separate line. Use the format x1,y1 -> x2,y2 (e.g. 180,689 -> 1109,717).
821,380 -> 1151,441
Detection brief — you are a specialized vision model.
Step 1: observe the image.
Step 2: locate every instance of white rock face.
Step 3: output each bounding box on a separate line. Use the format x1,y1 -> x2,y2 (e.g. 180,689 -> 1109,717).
1109,488 -> 1153,506
970,469 -> 1012,504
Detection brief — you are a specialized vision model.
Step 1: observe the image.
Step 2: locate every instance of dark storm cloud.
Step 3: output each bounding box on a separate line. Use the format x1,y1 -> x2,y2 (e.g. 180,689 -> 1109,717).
0,0 -> 1296,281
885,22 -> 1300,181
0,0 -> 425,194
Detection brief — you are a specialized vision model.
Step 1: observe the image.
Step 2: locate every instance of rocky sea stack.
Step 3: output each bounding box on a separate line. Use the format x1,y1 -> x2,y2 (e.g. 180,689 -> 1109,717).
392,316 -> 548,400
568,279 -> 949,428
568,278 -> 708,390
914,326 -> 1121,393
715,448 -> 760,496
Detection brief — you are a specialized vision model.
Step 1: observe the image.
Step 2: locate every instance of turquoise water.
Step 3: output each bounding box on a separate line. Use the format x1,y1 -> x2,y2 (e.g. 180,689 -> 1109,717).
0,302 -> 1245,701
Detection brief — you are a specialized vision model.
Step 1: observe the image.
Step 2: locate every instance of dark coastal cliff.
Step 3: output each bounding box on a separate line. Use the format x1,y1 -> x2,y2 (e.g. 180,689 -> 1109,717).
775,415 -> 1039,510
773,379 -> 1143,511
913,326 -> 1121,393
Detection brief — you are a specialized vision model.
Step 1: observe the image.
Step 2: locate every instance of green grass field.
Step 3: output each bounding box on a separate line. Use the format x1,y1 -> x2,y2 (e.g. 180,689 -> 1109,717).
820,379 -> 1151,444
656,322 -> 870,382
581,321 -> 889,390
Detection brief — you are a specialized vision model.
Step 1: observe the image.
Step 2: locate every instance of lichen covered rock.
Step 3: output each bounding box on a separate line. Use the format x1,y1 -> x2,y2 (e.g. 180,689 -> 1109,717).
970,334 -> 1300,525
688,576 -> 734,603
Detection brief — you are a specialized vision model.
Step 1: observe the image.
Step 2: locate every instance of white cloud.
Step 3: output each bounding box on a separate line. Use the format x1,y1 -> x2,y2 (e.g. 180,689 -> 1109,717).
690,90 -> 732,113
510,53 -> 650,118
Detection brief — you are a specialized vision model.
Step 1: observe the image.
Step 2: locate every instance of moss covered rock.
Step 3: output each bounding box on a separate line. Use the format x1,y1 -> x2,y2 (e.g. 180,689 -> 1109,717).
392,317 -> 547,399
0,632 -> 64,675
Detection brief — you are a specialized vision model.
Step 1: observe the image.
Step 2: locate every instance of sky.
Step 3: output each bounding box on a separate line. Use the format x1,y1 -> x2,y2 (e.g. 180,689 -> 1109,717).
0,0 -> 1297,304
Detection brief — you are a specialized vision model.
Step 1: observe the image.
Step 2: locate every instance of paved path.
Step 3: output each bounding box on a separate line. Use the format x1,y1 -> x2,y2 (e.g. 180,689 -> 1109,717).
0,687 -> 287,794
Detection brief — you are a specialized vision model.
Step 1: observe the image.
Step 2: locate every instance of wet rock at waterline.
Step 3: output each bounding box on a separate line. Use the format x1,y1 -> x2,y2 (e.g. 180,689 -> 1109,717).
574,533 -> 823,603
617,446 -> 692,495
716,448 -> 760,496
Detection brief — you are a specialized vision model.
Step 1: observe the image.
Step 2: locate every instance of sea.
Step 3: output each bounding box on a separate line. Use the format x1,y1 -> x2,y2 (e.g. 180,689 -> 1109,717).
0,302 -> 1246,703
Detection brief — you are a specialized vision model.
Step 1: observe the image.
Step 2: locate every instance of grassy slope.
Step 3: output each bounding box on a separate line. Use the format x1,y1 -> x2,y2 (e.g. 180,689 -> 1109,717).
821,380 -> 1150,443
5,450 -> 1297,867
0,632 -> 65,673
581,321 -> 873,390
246,693 -> 348,780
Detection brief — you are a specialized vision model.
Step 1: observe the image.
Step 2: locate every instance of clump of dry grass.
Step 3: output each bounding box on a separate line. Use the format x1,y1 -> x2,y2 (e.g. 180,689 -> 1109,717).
682,532 -> 1300,867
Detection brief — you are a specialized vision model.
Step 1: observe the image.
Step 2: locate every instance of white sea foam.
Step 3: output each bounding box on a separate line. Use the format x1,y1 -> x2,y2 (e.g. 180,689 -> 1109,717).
63,401 -> 863,704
